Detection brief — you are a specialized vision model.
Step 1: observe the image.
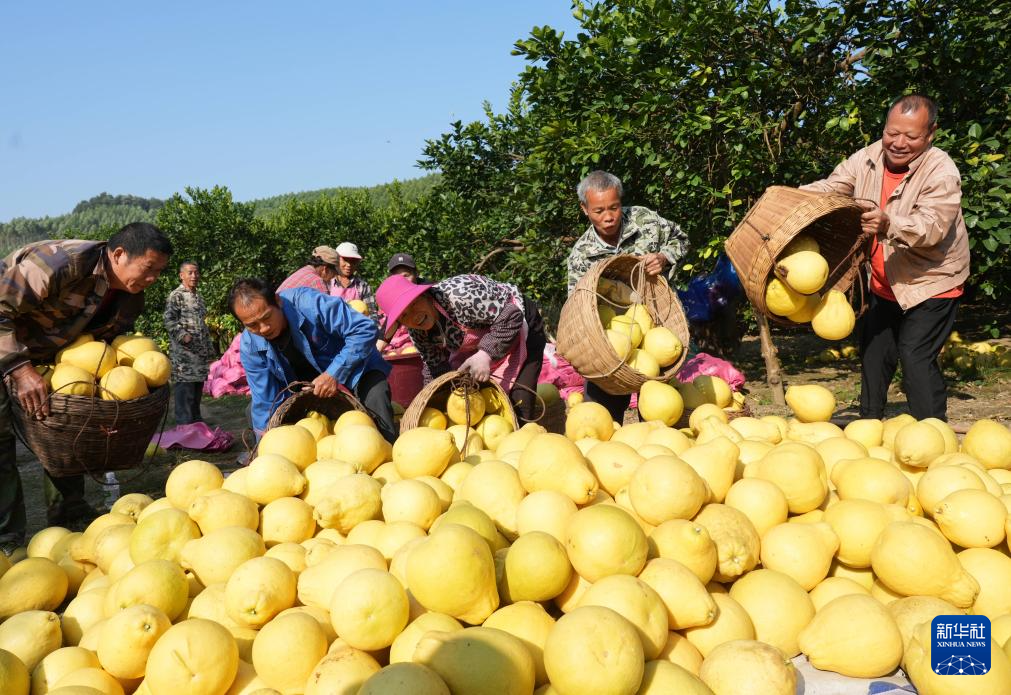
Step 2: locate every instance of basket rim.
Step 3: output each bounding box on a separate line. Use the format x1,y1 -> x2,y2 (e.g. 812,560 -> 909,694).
400,370 -> 519,435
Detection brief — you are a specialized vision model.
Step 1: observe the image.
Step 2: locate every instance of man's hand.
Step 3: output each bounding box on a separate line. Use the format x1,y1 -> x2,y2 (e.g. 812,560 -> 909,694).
856,201 -> 889,237
459,350 -> 492,382
311,372 -> 339,398
12,362 -> 49,419
641,252 -> 669,277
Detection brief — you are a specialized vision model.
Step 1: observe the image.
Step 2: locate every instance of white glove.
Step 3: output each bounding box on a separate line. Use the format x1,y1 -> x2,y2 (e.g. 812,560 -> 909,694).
459,350 -> 493,382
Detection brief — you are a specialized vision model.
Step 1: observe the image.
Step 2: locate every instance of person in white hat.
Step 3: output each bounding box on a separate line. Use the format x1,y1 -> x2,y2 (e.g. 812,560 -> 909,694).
330,242 -> 377,316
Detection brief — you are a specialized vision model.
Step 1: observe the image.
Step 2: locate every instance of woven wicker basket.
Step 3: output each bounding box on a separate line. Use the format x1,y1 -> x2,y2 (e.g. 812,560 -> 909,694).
400,371 -> 518,436
724,186 -> 870,323
266,382 -> 366,430
5,377 -> 169,478
556,255 -> 691,396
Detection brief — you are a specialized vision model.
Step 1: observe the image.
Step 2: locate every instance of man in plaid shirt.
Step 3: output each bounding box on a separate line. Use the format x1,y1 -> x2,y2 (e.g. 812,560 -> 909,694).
0,223 -> 171,552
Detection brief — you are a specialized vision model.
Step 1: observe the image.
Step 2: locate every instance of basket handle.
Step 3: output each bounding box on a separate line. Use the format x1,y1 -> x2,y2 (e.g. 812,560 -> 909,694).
448,374 -> 482,458
510,381 -> 548,424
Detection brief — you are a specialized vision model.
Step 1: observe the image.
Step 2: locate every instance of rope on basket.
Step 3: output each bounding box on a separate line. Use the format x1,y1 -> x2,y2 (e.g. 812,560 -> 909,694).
510,382 -> 547,424
448,373 -> 482,458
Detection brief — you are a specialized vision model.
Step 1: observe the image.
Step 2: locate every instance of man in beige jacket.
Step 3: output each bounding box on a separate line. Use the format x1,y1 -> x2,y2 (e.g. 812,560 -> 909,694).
802,94 -> 969,420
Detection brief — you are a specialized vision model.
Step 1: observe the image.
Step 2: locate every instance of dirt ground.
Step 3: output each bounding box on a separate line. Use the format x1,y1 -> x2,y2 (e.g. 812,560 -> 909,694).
17,304 -> 1009,540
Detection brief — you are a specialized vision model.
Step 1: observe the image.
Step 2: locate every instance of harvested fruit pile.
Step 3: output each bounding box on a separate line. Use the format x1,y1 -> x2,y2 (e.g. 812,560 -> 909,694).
37,333 -> 171,400
2,395 -> 1011,694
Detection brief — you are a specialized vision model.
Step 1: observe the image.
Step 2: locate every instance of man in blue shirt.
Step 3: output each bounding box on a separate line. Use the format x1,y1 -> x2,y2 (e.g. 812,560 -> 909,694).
229,278 -> 396,444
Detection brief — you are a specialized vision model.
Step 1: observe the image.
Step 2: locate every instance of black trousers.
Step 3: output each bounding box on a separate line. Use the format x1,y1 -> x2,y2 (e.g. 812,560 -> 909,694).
510,298 -> 548,422
173,381 -> 204,425
584,380 -> 631,424
355,369 -> 398,445
859,293 -> 959,420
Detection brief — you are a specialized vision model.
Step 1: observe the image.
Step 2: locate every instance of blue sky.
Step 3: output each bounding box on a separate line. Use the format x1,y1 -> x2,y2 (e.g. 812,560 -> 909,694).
0,2 -> 582,221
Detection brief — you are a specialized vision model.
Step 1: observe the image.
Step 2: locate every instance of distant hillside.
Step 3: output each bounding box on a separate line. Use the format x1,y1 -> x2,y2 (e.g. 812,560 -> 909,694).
0,174 -> 441,257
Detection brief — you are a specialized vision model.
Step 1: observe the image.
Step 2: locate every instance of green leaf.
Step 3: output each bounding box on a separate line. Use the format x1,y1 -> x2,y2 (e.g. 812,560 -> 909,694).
969,123 -> 983,139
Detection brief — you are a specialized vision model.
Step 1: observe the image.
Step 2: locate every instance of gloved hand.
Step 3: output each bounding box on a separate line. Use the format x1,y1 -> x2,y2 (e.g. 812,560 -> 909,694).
458,350 -> 493,382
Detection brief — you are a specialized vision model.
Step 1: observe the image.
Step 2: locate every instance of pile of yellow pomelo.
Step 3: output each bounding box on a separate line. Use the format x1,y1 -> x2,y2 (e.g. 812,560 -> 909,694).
596,278 -> 684,377
2,384 -> 1011,695
35,333 -> 171,402
764,234 -> 857,341
941,331 -> 1011,374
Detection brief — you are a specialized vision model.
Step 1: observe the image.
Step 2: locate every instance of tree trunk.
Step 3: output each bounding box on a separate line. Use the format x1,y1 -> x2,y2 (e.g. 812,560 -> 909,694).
756,313 -> 786,406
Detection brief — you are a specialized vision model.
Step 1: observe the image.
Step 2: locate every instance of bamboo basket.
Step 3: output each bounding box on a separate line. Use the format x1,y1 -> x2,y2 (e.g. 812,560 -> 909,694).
6,377 -> 169,478
724,185 -> 870,323
556,255 -> 691,396
400,371 -> 518,438
266,382 -> 366,430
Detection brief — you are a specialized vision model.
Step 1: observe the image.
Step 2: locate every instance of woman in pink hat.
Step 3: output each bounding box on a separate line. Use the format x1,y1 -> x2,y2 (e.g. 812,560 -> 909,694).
375,273 -> 546,421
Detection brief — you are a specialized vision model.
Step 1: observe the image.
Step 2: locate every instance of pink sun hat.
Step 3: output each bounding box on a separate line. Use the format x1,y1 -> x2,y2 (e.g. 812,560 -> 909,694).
376,274 -> 433,326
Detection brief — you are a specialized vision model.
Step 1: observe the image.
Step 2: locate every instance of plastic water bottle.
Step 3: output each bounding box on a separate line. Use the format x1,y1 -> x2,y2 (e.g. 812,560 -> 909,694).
103,471 -> 120,508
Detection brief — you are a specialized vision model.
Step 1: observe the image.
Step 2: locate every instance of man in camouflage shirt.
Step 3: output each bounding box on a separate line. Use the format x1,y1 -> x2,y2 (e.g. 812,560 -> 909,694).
0,223 -> 171,551
566,170 -> 690,422
163,261 -> 216,425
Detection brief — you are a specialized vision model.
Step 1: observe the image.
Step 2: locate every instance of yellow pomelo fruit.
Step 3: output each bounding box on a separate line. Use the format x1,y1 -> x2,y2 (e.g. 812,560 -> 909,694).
565,504 -> 647,582
483,602 -> 555,686
957,548 -> 1011,619
180,527 -> 265,586
445,388 -> 486,426
296,544 -> 385,610
922,417 -> 959,454
638,557 -> 715,630
844,418 -> 884,448
886,595 -> 962,656
326,424 -> 388,474
303,460 -> 364,506
259,425 -> 318,471
584,441 -> 643,497
783,233 -> 820,256
220,467 -> 250,496
500,532 -> 571,603
775,250 -> 829,294
647,520 -> 717,584
811,289 -> 856,340
0,558 -> 68,619
737,439 -> 774,468
329,569 -> 408,650
96,603 -> 170,679
809,576 -> 870,611
518,433 -> 598,504
188,489 -> 259,535
642,327 -> 683,367
129,508 -> 200,564
638,660 -> 713,694
892,421 -> 946,468
72,513 -> 133,564
515,491 -> 577,544
933,488 -> 1007,548
784,384 -> 835,422
628,455 -> 708,525
564,402 -> 613,441
675,381 -> 708,411
625,303 -> 655,335
146,619 -> 238,695
429,503 -> 502,553
27,526 -> 72,560
643,426 -> 691,455
393,427 -> 457,478
294,416 -> 327,441
605,329 -> 634,362
414,626 -> 535,695
130,351 -> 170,388
543,606 -> 644,695
815,436 -> 868,481
831,457 -> 911,507
476,414 -> 514,452
50,667 -> 124,695
165,459 -> 223,510
456,462 -> 525,539
60,341 -> 117,378
260,496 -> 316,546
99,366 -> 148,401
729,569 -> 814,657
0,610 -> 62,672
724,478 -> 789,537
728,416 -> 780,443
371,460 -> 402,487
765,278 -> 805,316
389,612 -> 462,664
787,292 -> 821,323
60,591 -> 105,646
759,522 -> 838,591
245,454 -> 306,505
700,640 -> 796,695
31,646 -> 100,695
683,592 -> 755,658
312,473 -> 382,534
0,648 -> 28,695
106,559 -> 188,621
693,375 -> 733,408
687,404 -> 727,432
49,364 -> 96,397
225,556 -> 296,628
827,560 -> 874,590
798,594 -> 903,677
871,521 -> 979,607
693,504 -> 760,583
579,575 -> 668,660
609,315 -> 644,349
114,336 -> 157,367
446,424 -> 484,456
636,381 -> 684,427
108,493 -> 152,522
358,663 -> 449,695
251,611 -> 327,693
744,443 -> 827,514
553,572 -> 592,614
406,524 -> 498,624
905,619 -> 1011,695
264,542 -> 308,574
346,299 -> 369,315
962,419 -> 1011,470
822,499 -> 890,568
627,349 -> 660,377
678,437 -> 739,503
332,409 -> 376,435
303,643 -> 380,695
381,479 -> 442,531
417,406 -> 447,430
881,413 -> 916,449
414,475 -> 453,511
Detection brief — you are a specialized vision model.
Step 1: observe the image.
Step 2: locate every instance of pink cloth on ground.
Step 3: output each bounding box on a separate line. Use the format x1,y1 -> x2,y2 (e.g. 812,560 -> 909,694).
204,333 -> 251,397
153,422 -> 235,452
537,342 -> 584,400
675,352 -> 746,391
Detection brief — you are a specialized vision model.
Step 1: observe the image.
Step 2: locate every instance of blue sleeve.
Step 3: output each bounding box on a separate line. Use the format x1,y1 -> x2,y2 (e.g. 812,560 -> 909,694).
297,290 -> 380,386
240,332 -> 278,438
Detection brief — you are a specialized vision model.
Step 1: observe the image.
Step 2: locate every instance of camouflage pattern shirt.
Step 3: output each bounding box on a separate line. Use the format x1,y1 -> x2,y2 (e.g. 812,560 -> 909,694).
566,205 -> 690,295
163,285 -> 215,383
0,240 -> 144,374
